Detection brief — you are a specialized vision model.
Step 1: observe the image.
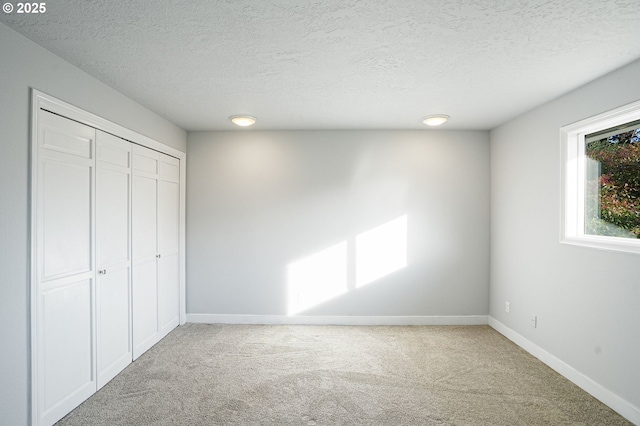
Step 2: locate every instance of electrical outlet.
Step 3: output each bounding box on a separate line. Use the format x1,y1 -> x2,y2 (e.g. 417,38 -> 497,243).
531,315 -> 537,328
505,301 -> 510,314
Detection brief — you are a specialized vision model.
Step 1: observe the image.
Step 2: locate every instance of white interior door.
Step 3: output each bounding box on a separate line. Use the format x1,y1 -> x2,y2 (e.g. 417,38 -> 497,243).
132,145 -> 160,359
96,131 -> 132,388
158,154 -> 181,337
36,110 -> 96,426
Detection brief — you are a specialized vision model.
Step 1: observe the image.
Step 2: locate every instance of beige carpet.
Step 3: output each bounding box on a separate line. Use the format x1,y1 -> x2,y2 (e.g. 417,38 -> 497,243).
57,324 -> 631,425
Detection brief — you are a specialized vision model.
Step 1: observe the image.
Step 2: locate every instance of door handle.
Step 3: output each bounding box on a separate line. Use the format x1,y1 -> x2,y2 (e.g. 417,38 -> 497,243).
98,269 -> 107,275
156,254 -> 161,259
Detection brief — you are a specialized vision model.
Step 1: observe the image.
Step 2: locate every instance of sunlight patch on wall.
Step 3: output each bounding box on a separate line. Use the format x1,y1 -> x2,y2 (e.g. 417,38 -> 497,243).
356,215 -> 407,288
287,241 -> 348,315
287,215 -> 408,315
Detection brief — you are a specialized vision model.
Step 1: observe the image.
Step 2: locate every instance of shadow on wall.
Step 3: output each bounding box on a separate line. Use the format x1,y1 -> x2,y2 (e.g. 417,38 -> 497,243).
287,215 -> 407,315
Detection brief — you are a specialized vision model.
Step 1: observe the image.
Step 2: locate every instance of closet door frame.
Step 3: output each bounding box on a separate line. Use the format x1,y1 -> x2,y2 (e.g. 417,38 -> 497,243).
30,90 -> 187,426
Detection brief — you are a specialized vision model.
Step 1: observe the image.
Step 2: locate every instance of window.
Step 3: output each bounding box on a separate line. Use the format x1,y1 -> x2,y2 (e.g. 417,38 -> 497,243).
561,100 -> 640,254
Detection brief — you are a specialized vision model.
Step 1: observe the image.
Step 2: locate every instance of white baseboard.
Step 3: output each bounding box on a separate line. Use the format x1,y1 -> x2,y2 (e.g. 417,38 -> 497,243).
488,317 -> 640,425
186,314 -> 488,326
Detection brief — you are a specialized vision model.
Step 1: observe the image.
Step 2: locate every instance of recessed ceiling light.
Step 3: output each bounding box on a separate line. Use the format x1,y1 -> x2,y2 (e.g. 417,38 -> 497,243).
230,115 -> 257,127
422,114 -> 450,126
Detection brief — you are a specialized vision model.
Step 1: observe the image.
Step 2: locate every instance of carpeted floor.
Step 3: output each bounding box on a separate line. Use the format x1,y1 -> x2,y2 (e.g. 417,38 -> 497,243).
57,324 -> 631,425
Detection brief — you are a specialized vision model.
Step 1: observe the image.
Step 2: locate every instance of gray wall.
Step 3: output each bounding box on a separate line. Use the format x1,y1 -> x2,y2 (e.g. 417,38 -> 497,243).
187,130 -> 490,317
490,58 -> 640,410
0,23 -> 186,425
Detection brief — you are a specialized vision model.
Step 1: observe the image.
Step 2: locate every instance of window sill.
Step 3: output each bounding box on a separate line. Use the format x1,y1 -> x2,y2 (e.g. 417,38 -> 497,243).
560,235 -> 640,255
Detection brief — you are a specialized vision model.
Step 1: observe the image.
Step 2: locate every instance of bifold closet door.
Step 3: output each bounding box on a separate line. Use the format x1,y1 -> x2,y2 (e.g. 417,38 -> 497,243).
96,131 -> 132,389
35,110 -> 96,425
131,145 -> 181,358
132,145 -> 160,359
33,94 -> 183,425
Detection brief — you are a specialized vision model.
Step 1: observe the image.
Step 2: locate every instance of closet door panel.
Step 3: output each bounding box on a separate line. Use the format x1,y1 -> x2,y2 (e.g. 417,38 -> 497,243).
132,176 -> 158,258
42,278 -> 94,410
96,131 -> 132,389
132,145 -> 160,359
157,252 -> 179,335
96,267 -> 131,384
97,170 -> 129,264
36,110 -> 97,426
40,117 -> 93,159
132,260 -> 158,358
158,155 -> 179,182
157,155 -> 180,335
158,179 -> 179,253
42,159 -> 92,279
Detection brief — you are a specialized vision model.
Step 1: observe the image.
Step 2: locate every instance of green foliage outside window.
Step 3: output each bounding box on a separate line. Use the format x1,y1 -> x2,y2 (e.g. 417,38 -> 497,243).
585,129 -> 640,238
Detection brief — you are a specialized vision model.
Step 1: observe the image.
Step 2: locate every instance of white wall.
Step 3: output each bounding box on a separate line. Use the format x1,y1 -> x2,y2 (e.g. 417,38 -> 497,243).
0,23 -> 186,425
490,58 -> 640,416
187,130 -> 490,318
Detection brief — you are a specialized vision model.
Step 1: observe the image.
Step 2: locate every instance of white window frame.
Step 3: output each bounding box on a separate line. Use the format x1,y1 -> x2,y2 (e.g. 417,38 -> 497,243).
560,99 -> 640,255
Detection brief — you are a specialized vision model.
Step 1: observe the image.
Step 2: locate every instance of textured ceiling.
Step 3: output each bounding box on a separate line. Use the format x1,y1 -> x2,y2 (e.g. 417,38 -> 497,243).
2,0 -> 640,131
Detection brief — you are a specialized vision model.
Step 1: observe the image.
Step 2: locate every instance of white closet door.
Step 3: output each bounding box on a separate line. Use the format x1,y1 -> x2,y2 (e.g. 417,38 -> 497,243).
96,131 -> 132,388
36,110 -> 96,426
132,145 -> 160,359
158,154 -> 180,337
